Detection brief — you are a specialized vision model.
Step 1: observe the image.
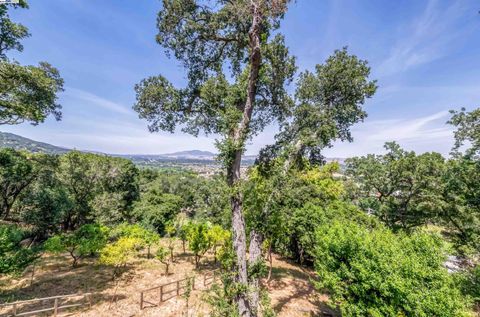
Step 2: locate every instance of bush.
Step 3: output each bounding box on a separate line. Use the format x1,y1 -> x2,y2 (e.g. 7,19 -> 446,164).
0,224 -> 37,274
110,223 -> 159,258
99,236 -> 142,278
314,221 -> 469,317
44,224 -> 108,266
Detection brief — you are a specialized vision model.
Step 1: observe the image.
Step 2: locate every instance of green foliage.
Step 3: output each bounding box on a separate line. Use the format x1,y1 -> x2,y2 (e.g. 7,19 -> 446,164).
133,192 -> 182,234
99,236 -> 141,277
44,224 -> 108,266
448,107 -> 480,158
245,162 -> 367,264
58,151 -> 139,229
314,221 -> 469,317
187,222 -> 212,268
457,265 -> 480,306
443,108 -> 480,254
0,61 -> 64,125
442,157 -> 480,254
110,223 -> 159,258
0,0 -> 29,59
0,224 -> 37,274
346,142 -> 446,231
0,2 -> 64,125
155,245 -> 170,275
0,148 -> 56,219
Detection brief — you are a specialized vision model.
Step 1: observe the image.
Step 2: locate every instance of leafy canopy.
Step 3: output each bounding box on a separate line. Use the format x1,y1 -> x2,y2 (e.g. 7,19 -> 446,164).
314,220 -> 469,317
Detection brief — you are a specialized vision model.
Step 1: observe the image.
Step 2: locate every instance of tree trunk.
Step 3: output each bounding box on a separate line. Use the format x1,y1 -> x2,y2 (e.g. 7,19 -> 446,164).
266,244 -> 273,283
226,2 -> 264,316
248,230 -> 263,316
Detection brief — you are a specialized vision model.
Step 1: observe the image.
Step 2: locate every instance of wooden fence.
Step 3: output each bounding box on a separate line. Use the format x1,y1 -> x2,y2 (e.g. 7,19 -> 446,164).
139,270 -> 219,310
0,293 -> 93,317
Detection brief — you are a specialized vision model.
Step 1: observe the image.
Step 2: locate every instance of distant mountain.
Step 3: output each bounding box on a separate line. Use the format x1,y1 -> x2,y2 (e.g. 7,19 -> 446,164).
0,131 -> 69,154
0,131 -> 345,168
166,150 -> 216,157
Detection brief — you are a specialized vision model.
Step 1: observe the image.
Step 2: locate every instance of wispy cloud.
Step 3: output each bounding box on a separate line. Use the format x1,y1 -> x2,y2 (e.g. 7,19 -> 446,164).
324,110 -> 455,157
377,0 -> 470,77
64,87 -> 131,115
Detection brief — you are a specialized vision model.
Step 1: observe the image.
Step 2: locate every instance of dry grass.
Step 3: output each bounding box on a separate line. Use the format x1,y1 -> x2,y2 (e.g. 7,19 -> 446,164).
0,240 -> 335,317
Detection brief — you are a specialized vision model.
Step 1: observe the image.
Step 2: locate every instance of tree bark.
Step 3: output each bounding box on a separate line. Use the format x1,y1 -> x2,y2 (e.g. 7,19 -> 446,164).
248,230 -> 263,316
227,2 -> 264,317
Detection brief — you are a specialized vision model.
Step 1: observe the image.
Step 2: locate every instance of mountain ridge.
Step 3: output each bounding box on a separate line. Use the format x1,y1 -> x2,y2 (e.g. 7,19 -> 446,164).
0,131 -> 346,166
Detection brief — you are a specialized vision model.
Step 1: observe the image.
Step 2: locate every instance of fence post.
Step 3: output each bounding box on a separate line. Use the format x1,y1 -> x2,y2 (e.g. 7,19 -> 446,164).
87,293 -> 92,308
54,298 -> 58,316
140,292 -> 143,310
159,285 -> 163,304
192,276 -> 195,290
176,280 -> 180,295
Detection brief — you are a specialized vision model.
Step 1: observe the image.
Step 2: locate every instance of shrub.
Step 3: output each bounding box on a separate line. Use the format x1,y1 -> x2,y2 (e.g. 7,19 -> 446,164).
110,223 -> 159,258
44,224 -> 108,266
99,236 -> 142,278
0,224 -> 37,274
314,221 -> 469,317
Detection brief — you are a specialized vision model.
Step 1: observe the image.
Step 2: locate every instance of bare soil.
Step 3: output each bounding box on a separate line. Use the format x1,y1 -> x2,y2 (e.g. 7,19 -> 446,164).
0,240 -> 336,317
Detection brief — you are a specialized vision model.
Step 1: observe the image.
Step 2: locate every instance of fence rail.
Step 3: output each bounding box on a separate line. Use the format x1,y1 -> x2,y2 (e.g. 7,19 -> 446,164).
0,293 -> 93,317
139,270 -> 219,310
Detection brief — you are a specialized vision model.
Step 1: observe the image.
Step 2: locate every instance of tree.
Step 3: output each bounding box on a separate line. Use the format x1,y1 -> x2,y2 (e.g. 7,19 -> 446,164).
0,148 -> 56,219
19,163 -> 72,239
443,107 -> 480,254
175,213 -> 191,253
99,236 -> 142,278
134,1 -> 376,314
155,245 -> 171,275
346,142 -> 446,231
57,151 -> 139,230
314,220 -> 469,317
0,1 -> 64,125
208,224 -> 230,263
133,192 -> 182,234
44,224 -> 108,267
0,223 -> 38,274
165,222 -> 176,262
187,222 -> 212,268
110,223 -> 160,258
448,107 -> 480,159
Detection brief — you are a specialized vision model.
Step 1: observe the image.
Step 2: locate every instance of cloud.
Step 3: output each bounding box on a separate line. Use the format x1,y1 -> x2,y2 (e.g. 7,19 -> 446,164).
64,87 -> 131,115
323,110 -> 455,158
377,0 -> 470,76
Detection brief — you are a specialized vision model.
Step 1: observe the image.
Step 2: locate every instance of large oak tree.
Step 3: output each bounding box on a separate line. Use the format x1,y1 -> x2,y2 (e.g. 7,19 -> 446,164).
134,1 -> 376,315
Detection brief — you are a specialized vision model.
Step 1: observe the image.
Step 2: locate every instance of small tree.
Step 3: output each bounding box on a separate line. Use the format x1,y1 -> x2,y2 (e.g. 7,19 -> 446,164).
177,222 -> 191,254
111,223 -> 159,258
165,222 -> 176,262
187,222 -> 212,268
44,224 -> 108,267
155,245 -> 171,275
207,225 -> 230,264
99,236 -> 141,279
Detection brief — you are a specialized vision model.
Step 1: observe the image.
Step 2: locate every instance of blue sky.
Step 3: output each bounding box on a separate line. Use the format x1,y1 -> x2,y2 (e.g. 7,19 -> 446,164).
2,0 -> 480,157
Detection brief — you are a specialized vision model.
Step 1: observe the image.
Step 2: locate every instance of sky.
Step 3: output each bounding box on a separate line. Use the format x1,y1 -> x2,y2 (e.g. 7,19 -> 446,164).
2,0 -> 480,157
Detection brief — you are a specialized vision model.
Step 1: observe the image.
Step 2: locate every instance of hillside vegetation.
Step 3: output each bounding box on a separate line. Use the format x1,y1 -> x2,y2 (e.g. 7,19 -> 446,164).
1,1 -> 479,317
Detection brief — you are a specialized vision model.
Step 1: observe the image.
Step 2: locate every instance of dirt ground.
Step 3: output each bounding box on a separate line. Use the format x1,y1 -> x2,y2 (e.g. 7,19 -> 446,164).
0,240 -> 337,317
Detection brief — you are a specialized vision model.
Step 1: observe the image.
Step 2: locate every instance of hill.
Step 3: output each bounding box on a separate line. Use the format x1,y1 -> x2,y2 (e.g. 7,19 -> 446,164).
0,131 -> 69,154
